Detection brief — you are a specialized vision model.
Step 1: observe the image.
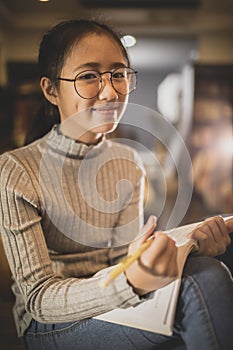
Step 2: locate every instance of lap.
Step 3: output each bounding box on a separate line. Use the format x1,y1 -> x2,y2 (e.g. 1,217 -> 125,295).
23,318 -> 185,350
23,256 -> 232,350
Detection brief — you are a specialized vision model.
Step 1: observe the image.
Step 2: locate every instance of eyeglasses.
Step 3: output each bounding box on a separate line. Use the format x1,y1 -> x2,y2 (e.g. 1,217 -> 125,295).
56,67 -> 137,99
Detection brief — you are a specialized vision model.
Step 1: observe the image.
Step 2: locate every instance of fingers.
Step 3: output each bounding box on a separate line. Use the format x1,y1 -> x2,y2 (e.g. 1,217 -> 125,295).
126,231 -> 178,294
204,217 -> 230,250
205,217 -> 227,245
225,217 -> 233,233
139,232 -> 178,277
188,216 -> 231,256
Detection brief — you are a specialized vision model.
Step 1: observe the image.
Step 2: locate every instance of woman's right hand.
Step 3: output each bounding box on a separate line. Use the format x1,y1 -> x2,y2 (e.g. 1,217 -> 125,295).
125,216 -> 179,296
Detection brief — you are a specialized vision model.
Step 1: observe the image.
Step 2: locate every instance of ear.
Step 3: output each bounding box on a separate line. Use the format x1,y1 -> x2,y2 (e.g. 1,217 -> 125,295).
40,77 -> 58,106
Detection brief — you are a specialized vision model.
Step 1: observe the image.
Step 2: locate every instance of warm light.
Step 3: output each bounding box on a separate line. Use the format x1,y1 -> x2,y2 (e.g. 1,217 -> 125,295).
157,73 -> 182,124
218,137 -> 233,156
39,0 -> 50,2
121,35 -> 136,48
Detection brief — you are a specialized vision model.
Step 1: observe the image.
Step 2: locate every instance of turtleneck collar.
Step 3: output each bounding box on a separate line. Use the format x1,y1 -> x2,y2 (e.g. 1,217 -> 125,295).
45,125 -> 106,159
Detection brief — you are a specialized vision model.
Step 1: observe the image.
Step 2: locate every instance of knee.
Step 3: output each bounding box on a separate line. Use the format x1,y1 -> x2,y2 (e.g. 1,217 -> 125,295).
181,256 -> 233,316
184,256 -> 233,289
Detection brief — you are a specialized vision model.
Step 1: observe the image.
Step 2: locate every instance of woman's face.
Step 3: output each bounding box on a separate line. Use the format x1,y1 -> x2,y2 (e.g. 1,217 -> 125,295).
51,33 -> 129,143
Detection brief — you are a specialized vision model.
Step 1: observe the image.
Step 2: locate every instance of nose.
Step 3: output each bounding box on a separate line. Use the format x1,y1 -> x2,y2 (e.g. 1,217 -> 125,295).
98,74 -> 119,101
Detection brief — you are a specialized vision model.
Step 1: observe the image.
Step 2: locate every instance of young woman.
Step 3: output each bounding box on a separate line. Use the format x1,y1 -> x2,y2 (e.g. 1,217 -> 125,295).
0,19 -> 232,350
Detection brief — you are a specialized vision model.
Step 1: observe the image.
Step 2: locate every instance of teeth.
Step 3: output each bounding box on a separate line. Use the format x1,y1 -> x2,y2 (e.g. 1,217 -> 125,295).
93,109 -> 116,112
92,105 -> 118,111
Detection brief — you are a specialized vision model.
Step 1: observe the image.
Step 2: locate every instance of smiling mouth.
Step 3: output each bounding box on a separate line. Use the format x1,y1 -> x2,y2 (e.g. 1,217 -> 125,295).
91,104 -> 120,115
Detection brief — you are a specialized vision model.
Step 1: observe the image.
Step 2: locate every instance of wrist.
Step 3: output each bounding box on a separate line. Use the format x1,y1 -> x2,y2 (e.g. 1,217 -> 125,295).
124,272 -> 150,297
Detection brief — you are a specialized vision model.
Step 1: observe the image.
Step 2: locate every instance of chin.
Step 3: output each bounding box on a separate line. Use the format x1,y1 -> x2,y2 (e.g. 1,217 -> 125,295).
92,122 -> 118,135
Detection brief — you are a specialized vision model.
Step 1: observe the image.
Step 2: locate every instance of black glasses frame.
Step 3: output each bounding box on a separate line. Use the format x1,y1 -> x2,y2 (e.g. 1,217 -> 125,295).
56,67 -> 137,99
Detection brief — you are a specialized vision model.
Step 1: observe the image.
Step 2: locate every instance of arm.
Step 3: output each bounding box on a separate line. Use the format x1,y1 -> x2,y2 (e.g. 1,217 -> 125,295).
0,154 -> 141,324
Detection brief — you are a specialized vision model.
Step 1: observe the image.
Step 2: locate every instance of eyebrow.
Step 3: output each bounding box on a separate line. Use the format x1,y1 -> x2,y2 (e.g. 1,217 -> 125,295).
73,62 -> 127,73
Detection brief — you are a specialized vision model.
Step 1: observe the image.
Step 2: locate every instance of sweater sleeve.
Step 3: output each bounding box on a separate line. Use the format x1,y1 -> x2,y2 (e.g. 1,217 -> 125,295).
0,154 -> 141,324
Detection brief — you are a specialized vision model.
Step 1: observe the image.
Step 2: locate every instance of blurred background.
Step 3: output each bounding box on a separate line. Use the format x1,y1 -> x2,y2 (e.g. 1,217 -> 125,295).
0,1 -> 232,348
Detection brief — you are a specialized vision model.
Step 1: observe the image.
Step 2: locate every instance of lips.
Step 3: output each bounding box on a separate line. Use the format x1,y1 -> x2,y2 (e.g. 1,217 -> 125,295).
91,104 -> 120,114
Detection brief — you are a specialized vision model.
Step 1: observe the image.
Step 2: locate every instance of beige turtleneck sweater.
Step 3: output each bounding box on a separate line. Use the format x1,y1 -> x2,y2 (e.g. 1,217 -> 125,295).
0,125 -> 145,337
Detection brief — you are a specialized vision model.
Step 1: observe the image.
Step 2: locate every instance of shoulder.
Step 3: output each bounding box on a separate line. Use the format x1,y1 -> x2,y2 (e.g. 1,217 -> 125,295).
0,136 -> 46,181
0,140 -> 46,207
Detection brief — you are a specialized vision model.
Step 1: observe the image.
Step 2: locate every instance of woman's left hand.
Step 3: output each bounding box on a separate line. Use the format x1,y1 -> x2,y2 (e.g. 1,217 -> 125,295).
188,216 -> 233,257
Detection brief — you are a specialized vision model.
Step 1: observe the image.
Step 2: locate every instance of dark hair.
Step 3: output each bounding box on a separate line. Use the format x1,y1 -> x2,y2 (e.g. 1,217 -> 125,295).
25,18 -> 130,145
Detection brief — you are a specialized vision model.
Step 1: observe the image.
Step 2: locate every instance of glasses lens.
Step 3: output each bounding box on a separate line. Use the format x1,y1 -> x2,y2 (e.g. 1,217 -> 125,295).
74,68 -> 137,99
112,67 -> 137,95
74,70 -> 101,99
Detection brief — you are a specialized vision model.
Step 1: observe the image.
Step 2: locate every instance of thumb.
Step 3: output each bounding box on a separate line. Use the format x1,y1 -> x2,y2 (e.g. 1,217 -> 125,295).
128,216 -> 157,254
225,217 -> 233,234
141,215 -> 157,242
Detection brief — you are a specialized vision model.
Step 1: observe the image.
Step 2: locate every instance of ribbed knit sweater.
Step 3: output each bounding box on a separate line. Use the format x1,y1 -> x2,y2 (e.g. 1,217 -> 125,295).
0,125 -> 145,337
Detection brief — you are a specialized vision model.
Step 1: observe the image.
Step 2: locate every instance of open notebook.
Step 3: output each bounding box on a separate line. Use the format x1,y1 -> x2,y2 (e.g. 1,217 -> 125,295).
94,216 -> 232,336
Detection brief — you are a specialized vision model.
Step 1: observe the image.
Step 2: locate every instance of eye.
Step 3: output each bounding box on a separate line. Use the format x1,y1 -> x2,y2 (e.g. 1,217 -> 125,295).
112,71 -> 126,79
76,71 -> 99,80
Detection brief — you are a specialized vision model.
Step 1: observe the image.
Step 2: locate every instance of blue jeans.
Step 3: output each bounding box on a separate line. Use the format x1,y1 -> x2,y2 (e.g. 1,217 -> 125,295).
23,257 -> 233,350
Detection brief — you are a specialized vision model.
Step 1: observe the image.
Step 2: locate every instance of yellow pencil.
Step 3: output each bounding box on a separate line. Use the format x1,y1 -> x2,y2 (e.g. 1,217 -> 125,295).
100,236 -> 154,288
100,215 -> 233,288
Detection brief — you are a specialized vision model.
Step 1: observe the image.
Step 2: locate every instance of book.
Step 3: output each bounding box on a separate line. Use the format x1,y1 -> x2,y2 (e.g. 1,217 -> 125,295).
94,216 -> 232,336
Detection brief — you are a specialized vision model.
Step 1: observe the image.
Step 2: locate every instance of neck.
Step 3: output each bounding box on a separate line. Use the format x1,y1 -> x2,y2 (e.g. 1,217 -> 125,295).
76,133 -> 103,145
59,121 -> 103,145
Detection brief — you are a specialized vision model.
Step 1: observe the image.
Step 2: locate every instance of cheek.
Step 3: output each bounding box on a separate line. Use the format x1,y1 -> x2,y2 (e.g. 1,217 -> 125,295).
77,99 -> 95,112
118,96 -> 128,118
58,94 -> 92,120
